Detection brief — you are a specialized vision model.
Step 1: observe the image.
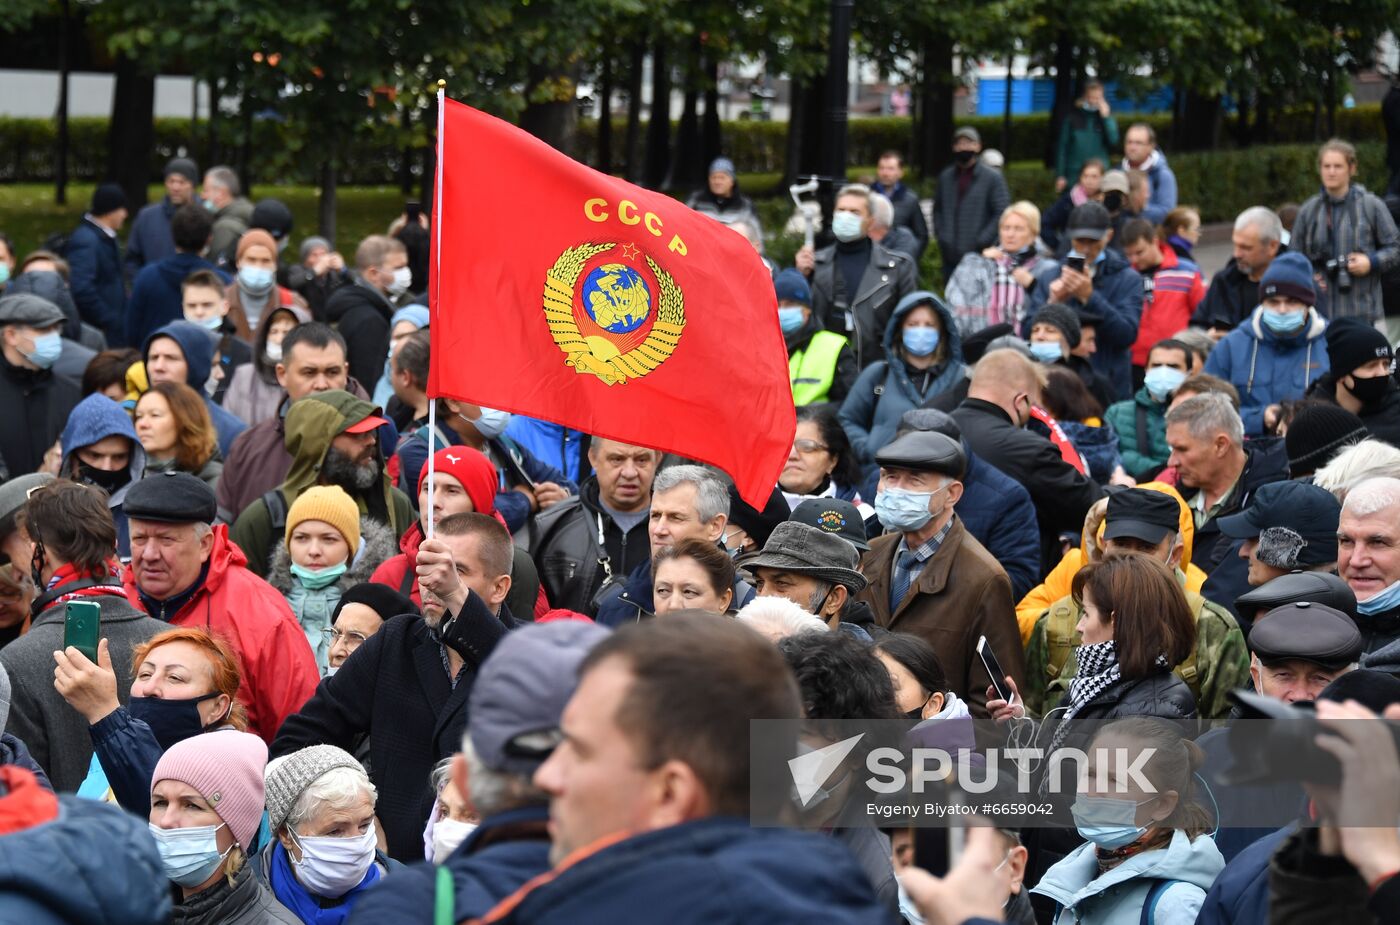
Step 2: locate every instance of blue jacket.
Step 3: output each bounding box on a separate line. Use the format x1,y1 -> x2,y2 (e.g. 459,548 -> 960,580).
1195,827 -> 1288,925
1125,150 -> 1180,225
66,217 -> 127,346
396,428 -> 573,535
124,197 -> 177,277
126,251 -> 229,348
345,804 -> 552,924
86,706 -> 164,814
1026,248 -> 1142,402
59,392 -> 149,557
955,448 -> 1041,602
144,319 -> 248,456
1034,828 -> 1224,925
504,417 -> 586,483
1060,420 -> 1123,485
1203,308 -> 1329,435
595,555 -> 756,627
476,816 -> 889,924
839,290 -> 965,465
0,793 -> 171,924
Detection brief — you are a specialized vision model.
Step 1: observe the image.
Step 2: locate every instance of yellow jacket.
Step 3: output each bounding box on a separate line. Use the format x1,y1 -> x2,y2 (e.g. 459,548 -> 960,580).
1014,481 -> 1206,644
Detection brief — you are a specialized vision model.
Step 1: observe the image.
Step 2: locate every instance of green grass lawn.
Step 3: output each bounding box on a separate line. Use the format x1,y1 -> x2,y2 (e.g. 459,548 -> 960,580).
0,183 -> 416,260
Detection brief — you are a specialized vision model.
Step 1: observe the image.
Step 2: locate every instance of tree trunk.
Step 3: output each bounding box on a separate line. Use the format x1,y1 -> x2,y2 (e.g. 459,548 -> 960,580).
784,75 -> 808,187
597,55 -> 614,172
237,89 -> 255,198
917,32 -> 955,176
399,105 -> 415,194
1178,90 -> 1222,151
55,0 -> 70,205
318,152 -> 338,246
643,41 -> 671,188
702,57 -> 722,167
1046,33 -> 1075,169
1001,50 -> 1014,157
521,63 -> 579,155
106,55 -> 157,210
669,38 -> 703,190
206,76 -> 222,166
1324,68 -> 1337,138
623,41 -> 644,181
420,92 -> 438,211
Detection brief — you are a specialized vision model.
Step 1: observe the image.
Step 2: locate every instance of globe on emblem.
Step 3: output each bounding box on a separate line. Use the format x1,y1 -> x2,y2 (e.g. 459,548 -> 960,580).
582,263 -> 652,334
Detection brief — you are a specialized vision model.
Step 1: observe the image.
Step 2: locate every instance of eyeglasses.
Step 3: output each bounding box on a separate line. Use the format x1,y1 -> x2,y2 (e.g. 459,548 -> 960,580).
792,439 -> 829,454
322,627 -> 369,648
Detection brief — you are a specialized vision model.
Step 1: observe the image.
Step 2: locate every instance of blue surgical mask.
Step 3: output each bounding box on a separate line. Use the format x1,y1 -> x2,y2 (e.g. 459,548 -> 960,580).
464,407 -> 511,439
1029,341 -> 1063,364
778,307 -> 806,334
149,821 -> 233,887
1143,366 -> 1187,401
190,314 -> 224,332
1261,308 -> 1305,335
0,264 -> 9,285
831,211 -> 864,243
902,327 -> 940,357
238,265 -> 275,293
25,332 -> 62,370
875,486 -> 936,532
1071,794 -> 1154,849
1357,579 -> 1400,616
291,561 -> 349,591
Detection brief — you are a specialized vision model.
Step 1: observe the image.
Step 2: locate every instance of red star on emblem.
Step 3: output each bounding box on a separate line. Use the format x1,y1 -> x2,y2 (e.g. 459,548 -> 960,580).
621,242 -> 641,261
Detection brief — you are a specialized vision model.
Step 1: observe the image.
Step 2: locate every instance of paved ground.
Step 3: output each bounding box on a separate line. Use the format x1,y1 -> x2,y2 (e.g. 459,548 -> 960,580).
1194,221 -> 1235,283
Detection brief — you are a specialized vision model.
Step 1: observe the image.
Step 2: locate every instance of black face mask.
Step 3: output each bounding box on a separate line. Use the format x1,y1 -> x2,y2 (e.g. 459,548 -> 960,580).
1347,373 -> 1390,405
953,150 -> 977,166
1104,191 -> 1125,213
77,463 -> 130,495
128,691 -> 225,751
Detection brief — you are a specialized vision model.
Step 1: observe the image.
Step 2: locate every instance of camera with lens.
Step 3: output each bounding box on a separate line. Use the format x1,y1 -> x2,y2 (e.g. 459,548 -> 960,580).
1325,257 -> 1353,294
1223,689 -> 1400,786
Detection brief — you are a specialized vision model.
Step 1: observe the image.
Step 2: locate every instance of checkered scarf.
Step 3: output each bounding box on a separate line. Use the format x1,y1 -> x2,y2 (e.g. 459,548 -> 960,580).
1047,640 -> 1121,755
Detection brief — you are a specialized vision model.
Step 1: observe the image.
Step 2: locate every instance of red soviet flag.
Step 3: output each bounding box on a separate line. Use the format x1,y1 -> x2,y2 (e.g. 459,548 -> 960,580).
429,98 -> 795,507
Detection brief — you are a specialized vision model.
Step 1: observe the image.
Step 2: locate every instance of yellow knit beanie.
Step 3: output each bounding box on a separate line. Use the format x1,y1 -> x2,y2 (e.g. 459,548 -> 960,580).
285,485 -> 361,557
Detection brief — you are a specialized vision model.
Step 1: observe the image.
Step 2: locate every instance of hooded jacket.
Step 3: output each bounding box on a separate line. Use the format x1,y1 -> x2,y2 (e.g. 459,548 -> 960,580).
126,252 -> 229,348
268,517 -> 399,672
1026,247 -> 1143,402
1306,372 -> 1400,447
223,304 -> 312,428
839,291 -> 966,464
468,817 -> 890,924
326,276 -> 396,387
121,524 -> 319,742
1034,829 -> 1224,925
0,786 -> 172,925
1204,307 -> 1330,435
59,392 -> 149,556
143,320 -> 248,456
1121,149 -> 1180,225
229,389 -> 415,578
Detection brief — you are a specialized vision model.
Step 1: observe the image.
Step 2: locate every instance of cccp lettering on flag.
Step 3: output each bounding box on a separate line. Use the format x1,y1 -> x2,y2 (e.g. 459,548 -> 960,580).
429,98 -> 795,507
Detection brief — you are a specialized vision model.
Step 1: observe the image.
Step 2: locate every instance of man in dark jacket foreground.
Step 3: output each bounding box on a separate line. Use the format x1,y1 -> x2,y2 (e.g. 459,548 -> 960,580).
467,612 -> 889,924
272,512 -> 516,860
346,621 -> 608,923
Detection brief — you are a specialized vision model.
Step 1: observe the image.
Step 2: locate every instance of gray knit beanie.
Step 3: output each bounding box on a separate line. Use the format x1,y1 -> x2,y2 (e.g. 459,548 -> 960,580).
264,744 -> 363,832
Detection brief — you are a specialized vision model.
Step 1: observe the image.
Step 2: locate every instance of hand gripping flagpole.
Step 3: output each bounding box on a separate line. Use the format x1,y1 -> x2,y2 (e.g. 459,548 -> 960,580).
426,80 -> 446,541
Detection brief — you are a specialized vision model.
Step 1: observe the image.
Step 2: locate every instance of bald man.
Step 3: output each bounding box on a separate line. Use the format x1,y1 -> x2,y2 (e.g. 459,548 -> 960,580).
1339,476 -> 1400,656
952,349 -> 1105,570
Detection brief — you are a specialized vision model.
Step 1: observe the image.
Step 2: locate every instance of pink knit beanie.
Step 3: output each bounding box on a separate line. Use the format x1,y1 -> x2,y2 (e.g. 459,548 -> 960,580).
152,730 -> 268,851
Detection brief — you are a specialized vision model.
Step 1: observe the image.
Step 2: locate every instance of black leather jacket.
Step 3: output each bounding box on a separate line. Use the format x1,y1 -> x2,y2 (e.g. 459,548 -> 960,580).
530,478 -> 650,615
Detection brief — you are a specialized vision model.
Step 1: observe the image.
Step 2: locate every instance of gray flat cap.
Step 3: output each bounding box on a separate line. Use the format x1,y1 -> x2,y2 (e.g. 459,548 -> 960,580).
743,521 -> 868,592
0,294 -> 66,329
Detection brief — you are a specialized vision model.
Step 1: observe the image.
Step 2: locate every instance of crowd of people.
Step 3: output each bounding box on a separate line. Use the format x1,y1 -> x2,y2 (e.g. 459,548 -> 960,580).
0,112 -> 1396,925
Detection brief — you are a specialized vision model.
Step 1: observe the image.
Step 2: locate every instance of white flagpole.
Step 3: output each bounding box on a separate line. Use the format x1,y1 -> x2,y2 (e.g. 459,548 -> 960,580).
426,81 -> 446,541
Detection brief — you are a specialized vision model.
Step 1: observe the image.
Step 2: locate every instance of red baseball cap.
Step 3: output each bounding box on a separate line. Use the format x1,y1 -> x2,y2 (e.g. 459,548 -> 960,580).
341,413 -> 390,434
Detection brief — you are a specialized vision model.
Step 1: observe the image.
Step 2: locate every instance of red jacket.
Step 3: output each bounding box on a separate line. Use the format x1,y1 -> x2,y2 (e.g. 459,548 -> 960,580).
122,525 -> 318,742
1131,242 -> 1206,367
371,521 -> 550,617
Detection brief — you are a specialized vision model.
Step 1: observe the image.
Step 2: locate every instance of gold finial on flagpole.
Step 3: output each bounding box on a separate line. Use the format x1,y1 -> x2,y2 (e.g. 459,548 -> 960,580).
436,79 -> 447,91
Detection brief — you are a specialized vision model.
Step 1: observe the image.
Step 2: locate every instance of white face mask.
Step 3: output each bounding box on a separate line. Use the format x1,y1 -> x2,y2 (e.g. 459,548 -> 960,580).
289,822 -> 377,898
431,818 -> 477,863
387,266 -> 413,296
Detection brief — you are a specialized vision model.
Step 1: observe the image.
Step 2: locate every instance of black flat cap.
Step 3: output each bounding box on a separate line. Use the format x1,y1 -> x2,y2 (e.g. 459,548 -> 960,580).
332,583 -> 417,623
1102,488 -> 1180,545
789,498 -> 870,552
1251,602 -> 1362,670
874,431 -> 966,480
122,471 -> 217,524
1235,571 -> 1357,623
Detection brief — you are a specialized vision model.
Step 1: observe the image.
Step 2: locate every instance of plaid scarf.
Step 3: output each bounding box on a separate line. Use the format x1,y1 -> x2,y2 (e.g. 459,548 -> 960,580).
988,252 -> 1036,330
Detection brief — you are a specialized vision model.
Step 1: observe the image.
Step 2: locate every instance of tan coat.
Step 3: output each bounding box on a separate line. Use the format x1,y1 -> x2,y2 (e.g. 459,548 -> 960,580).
859,517 -> 1026,718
